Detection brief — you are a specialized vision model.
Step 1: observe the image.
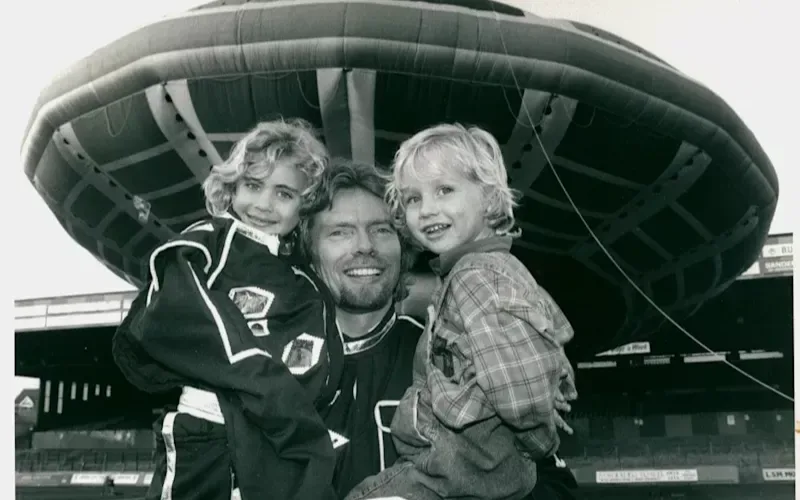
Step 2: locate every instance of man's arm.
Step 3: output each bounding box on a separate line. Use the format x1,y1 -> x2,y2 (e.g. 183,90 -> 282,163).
451,267 -> 563,459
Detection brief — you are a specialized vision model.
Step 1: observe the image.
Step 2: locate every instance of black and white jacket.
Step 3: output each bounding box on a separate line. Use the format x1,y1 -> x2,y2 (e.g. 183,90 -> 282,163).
113,214 -> 343,500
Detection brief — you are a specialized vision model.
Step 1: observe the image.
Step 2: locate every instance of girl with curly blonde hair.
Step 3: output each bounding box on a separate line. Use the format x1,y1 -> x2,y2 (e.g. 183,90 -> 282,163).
202,118 -> 328,249
116,118 -> 345,500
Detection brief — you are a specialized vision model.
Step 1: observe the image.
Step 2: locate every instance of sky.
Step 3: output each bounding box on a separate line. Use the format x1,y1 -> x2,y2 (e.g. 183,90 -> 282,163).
7,2 -> 799,393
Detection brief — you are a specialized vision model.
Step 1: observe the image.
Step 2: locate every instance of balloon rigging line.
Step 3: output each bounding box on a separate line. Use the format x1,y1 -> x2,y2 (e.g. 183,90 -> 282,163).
487,6 -> 792,403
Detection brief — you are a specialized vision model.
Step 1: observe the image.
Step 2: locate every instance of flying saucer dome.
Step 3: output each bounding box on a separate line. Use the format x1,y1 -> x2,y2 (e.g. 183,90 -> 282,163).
20,0 -> 778,356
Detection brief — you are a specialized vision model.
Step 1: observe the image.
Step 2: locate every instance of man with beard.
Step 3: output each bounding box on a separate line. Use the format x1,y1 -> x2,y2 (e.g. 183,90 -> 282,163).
299,158 -> 421,498
300,159 -> 578,500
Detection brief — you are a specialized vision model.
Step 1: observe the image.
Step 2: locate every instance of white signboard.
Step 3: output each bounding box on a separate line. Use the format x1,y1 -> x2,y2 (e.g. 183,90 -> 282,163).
762,468 -> 795,481
597,342 -> 651,357
110,474 -> 140,485
70,473 -> 143,485
762,243 -> 793,259
70,473 -> 107,485
596,469 -> 699,484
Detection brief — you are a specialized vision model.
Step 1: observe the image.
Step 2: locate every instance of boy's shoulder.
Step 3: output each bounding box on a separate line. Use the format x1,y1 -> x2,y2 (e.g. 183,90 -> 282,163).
445,249 -> 554,304
450,249 -> 534,286
447,250 -> 574,343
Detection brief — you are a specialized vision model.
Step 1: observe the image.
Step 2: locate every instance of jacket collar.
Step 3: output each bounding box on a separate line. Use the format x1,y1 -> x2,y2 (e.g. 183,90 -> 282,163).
429,236 -> 513,277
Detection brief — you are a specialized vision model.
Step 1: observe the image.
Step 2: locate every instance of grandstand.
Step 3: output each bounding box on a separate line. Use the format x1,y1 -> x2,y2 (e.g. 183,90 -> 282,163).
15,234 -> 794,499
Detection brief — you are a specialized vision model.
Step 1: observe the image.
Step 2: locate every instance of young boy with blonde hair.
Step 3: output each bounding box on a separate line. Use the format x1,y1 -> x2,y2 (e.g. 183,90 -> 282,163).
345,123 -> 577,500
113,118 -> 343,500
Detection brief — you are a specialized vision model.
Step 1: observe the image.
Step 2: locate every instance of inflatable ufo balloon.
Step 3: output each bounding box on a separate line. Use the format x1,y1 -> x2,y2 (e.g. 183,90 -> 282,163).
20,0 -> 777,357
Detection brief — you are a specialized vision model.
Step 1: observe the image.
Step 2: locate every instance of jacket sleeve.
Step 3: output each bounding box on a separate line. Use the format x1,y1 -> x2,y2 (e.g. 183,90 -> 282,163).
450,267 -> 562,460
124,240 -> 336,500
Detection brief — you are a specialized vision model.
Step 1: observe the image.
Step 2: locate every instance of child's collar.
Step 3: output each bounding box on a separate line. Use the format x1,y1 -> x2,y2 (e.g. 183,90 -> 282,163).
220,211 -> 281,256
429,236 -> 513,277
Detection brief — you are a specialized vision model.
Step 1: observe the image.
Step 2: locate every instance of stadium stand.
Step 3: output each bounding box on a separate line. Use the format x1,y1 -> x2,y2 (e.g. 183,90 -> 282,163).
15,236 -> 794,499
15,386 -> 794,499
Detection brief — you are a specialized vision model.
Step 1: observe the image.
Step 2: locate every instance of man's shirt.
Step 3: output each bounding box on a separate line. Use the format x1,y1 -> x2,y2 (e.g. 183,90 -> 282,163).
324,306 -> 422,498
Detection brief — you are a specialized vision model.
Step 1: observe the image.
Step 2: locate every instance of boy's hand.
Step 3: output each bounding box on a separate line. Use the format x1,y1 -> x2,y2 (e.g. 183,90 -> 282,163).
554,388 -> 572,413
554,411 -> 574,436
554,387 -> 574,435
553,350 -> 577,436
558,357 -> 578,402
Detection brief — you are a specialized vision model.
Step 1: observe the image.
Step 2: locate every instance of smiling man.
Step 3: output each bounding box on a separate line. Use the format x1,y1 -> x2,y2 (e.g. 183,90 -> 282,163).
300,159 -> 423,498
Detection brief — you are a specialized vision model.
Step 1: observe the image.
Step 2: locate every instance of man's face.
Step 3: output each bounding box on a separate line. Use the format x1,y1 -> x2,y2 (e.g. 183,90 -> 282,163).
311,187 -> 402,313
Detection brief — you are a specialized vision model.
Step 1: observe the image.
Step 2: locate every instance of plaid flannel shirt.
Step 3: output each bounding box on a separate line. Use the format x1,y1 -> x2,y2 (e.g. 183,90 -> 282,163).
426,237 -> 576,459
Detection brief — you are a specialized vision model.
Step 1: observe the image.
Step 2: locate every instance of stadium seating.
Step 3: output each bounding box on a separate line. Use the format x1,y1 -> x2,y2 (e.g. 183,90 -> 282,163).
562,434 -> 794,470
15,448 -> 155,473
16,433 -> 793,474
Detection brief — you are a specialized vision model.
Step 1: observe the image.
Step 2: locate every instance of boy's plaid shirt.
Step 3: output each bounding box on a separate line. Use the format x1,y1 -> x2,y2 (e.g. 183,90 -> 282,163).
425,246 -> 577,459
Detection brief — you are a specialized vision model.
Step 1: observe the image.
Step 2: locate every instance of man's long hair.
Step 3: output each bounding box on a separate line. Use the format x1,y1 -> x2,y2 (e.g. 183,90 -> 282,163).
299,158 -> 417,302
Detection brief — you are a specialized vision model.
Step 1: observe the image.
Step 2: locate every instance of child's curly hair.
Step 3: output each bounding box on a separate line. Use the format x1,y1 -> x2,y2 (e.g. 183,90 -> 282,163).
202,118 -> 329,217
387,123 -> 521,238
